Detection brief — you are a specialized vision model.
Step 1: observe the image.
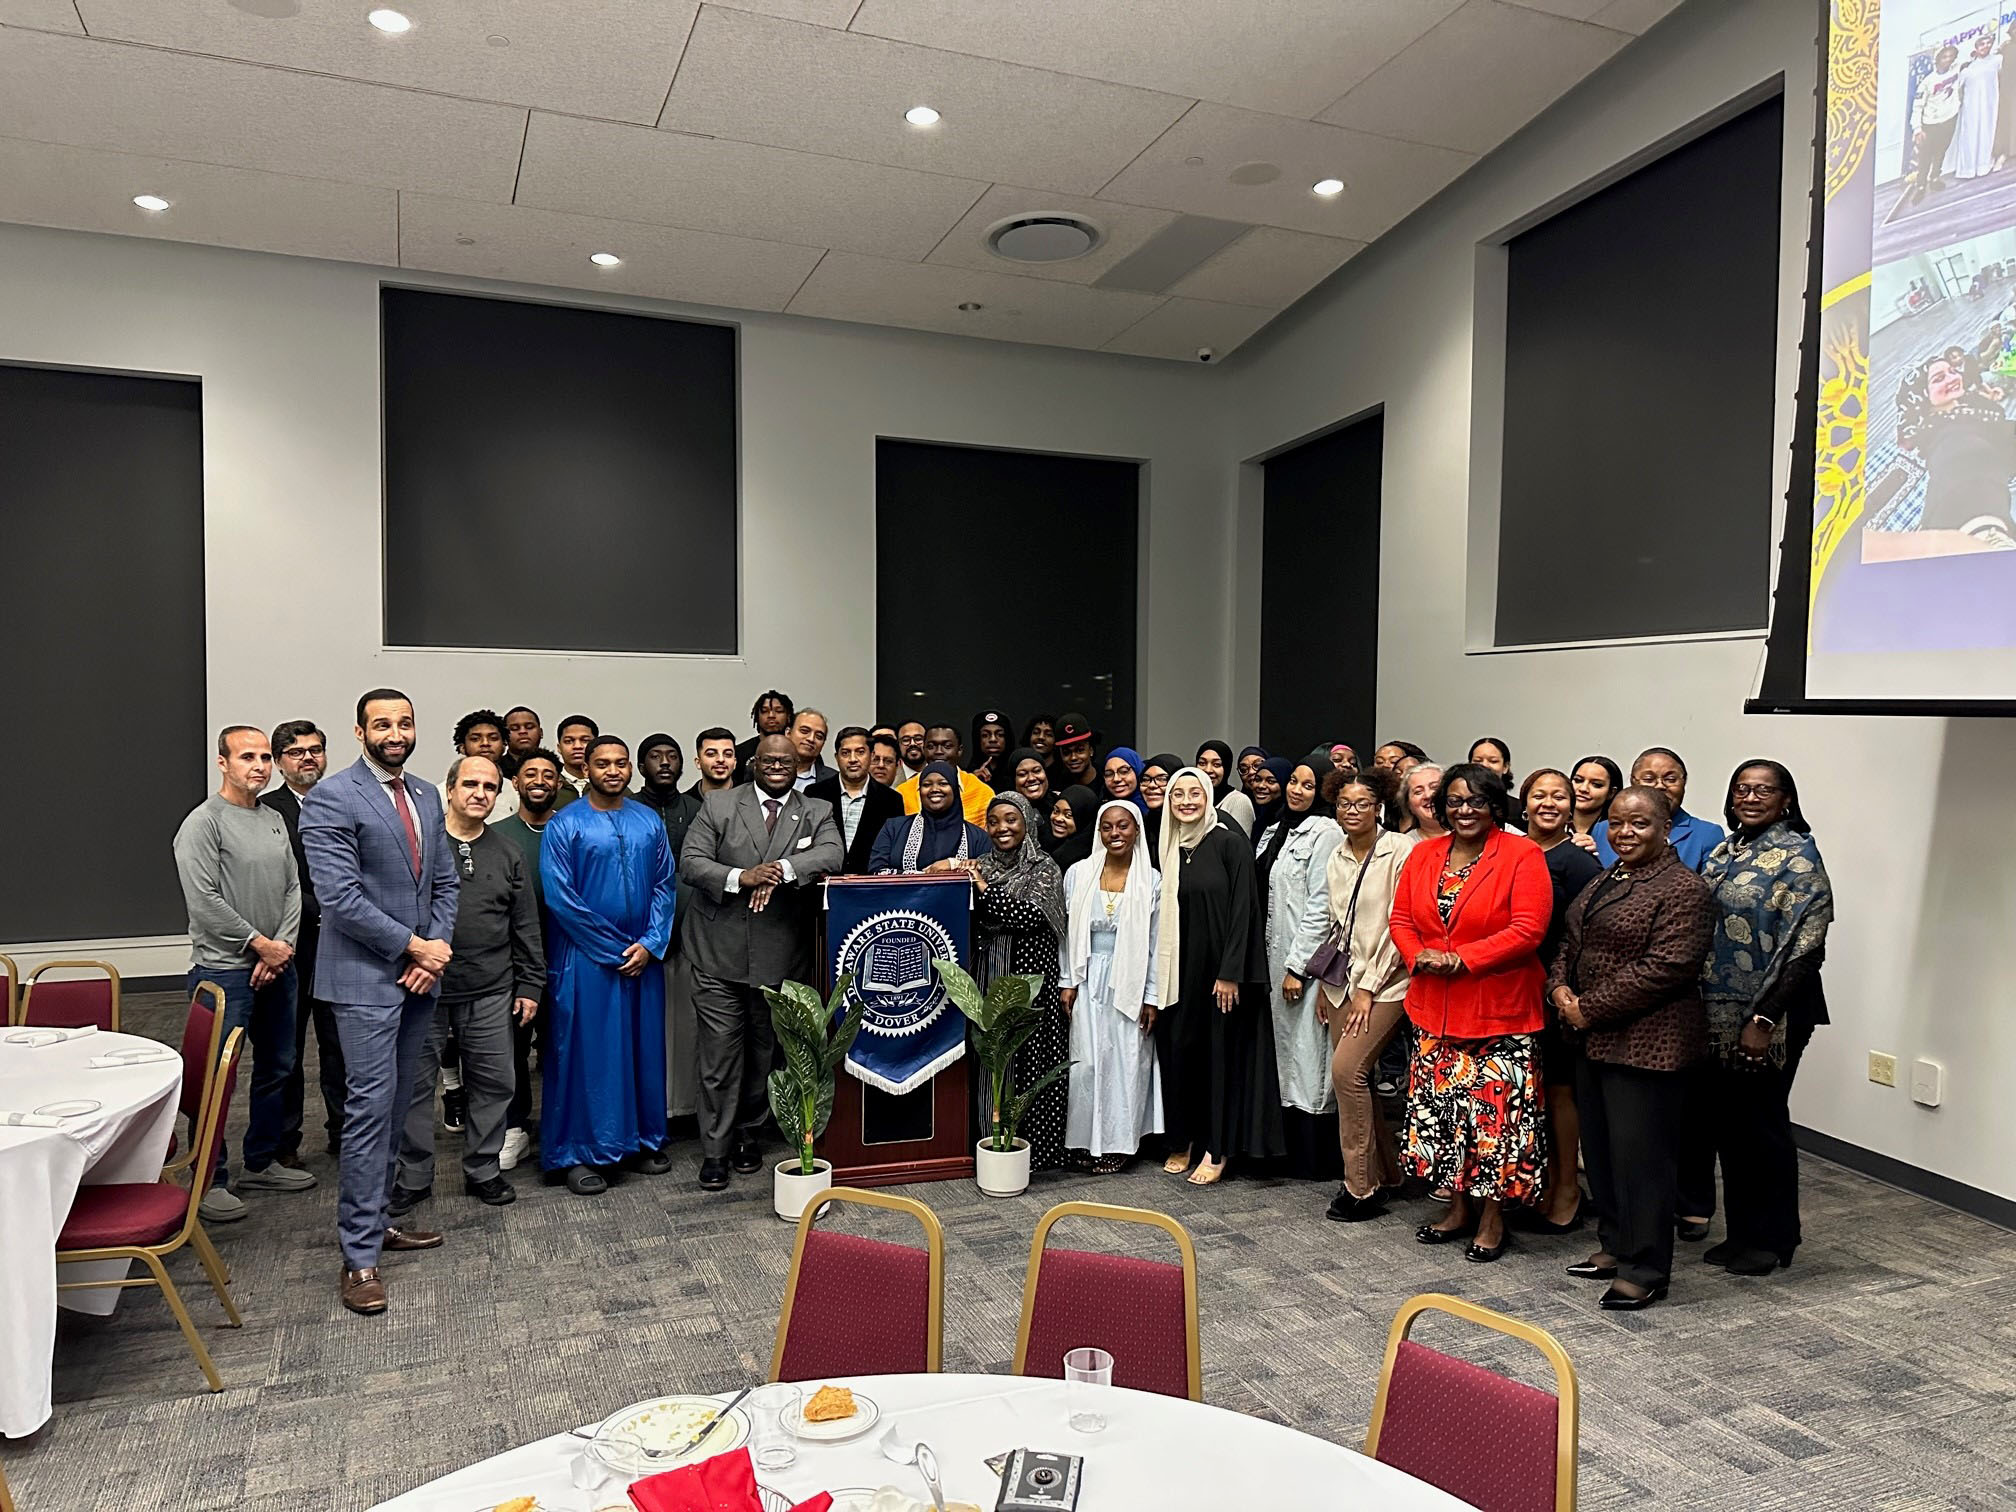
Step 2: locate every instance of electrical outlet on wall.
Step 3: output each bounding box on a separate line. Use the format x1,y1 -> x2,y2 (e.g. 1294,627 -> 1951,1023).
1911,1059 -> 1944,1107
1868,1051 -> 1898,1087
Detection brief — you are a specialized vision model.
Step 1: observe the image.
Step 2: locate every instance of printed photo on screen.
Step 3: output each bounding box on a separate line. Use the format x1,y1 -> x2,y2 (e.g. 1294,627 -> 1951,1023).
1874,7 -> 2016,263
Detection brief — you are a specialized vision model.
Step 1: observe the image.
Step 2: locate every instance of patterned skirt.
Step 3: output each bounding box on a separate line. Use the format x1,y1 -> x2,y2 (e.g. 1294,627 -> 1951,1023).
1402,1032 -> 1546,1201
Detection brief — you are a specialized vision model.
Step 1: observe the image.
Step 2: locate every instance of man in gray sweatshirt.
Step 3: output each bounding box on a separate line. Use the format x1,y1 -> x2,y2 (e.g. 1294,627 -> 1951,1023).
172,725 -> 309,1223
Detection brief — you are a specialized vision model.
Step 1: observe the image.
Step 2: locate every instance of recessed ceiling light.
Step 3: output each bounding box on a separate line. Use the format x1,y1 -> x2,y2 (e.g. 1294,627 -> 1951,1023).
132,194 -> 171,212
589,251 -> 622,267
905,105 -> 941,127
957,301 -> 983,312
366,8 -> 412,34
1312,178 -> 1345,197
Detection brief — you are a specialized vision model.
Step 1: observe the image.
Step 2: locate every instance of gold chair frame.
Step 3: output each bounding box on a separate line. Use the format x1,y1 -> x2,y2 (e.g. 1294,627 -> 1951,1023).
0,951 -> 19,1026
1366,1292 -> 1580,1512
0,1453 -> 14,1512
21,959 -> 123,1033
1012,1200 -> 1202,1401
54,1027 -> 245,1393
160,982 -> 228,1183
769,1186 -> 945,1383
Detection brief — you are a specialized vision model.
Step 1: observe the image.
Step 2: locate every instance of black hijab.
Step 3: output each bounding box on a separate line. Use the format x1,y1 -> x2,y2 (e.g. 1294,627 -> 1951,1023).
1041,783 -> 1100,870
1142,752 -> 1182,853
1195,740 -> 1237,804
1249,755 -> 1295,841
1256,760 -> 1324,907
1002,746 -> 1051,811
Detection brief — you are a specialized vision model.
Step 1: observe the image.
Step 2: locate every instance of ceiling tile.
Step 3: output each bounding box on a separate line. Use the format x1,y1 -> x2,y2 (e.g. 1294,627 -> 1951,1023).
1099,103 -> 1474,241
1099,296 -> 1273,360
1163,225 -> 1362,309
72,0 -> 696,124
398,194 -> 821,312
0,30 -> 524,198
849,0 -> 1466,119
516,111 -> 986,261
0,2 -> 82,31
659,7 -> 1190,197
706,0 -> 862,23
1317,1 -> 1628,154
924,184 -> 1176,286
0,132 -> 397,261
1589,0 -> 1684,34
787,250 -> 1166,350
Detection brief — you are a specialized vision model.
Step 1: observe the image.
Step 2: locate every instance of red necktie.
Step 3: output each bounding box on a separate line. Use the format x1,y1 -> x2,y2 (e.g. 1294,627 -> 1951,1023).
763,798 -> 781,835
388,777 -> 422,876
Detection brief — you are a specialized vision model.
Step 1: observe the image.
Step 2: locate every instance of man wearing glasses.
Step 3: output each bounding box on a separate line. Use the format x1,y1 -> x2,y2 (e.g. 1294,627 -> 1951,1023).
263,720 -> 346,1170
389,756 -> 544,1217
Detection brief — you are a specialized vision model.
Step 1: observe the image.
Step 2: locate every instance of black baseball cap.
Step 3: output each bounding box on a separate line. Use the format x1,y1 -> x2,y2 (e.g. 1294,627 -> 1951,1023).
1054,713 -> 1098,747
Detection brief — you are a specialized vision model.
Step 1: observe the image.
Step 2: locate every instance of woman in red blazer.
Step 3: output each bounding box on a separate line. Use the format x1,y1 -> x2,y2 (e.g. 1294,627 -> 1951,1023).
1390,763 -> 1553,1263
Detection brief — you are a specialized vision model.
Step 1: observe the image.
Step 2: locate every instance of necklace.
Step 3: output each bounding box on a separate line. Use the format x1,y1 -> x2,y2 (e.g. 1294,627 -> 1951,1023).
1102,889 -> 1120,918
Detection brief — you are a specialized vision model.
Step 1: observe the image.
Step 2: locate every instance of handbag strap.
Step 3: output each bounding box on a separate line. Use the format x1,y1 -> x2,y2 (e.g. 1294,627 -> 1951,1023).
1338,842 -> 1375,945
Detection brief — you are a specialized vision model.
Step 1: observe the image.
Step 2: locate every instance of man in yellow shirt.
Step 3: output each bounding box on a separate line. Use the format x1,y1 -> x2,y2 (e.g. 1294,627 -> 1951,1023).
894,723 -> 994,824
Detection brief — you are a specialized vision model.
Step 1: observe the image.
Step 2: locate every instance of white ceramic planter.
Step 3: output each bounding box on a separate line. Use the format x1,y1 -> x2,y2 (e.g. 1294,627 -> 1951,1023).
773,1157 -> 833,1221
974,1137 -> 1031,1198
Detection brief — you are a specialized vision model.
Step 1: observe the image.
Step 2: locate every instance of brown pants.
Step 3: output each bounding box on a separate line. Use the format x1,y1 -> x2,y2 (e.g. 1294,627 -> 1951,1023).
1326,991 -> 1407,1199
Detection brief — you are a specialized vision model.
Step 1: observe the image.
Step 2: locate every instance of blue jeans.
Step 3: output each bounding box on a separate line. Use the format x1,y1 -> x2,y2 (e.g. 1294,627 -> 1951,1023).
187,963 -> 298,1185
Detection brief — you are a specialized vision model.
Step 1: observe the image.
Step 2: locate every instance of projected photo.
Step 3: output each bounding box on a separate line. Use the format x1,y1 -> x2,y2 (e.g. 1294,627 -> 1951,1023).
1874,7 -> 2016,263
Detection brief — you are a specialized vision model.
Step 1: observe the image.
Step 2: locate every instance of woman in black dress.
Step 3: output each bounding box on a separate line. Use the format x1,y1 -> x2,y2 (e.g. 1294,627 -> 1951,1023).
1153,768 -> 1284,1186
972,792 -> 1071,1173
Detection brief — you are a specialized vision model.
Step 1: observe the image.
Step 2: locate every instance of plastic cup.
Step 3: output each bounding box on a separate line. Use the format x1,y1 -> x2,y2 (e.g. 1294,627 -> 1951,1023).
1063,1347 -> 1113,1433
752,1383 -> 801,1472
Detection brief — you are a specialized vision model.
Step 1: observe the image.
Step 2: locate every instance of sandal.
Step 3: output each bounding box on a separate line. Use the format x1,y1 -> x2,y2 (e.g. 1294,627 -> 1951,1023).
1163,1147 -> 1194,1175
1187,1155 -> 1227,1186
1090,1155 -> 1129,1175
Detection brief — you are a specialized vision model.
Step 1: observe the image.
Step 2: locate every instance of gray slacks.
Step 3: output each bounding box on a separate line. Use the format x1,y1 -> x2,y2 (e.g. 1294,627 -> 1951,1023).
666,953 -> 701,1120
397,990 -> 514,1189
332,992 -> 436,1271
691,970 -> 775,1158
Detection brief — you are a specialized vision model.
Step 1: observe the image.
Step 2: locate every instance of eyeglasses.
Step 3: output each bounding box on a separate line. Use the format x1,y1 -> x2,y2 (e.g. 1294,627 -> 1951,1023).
1444,796 -> 1492,813
282,744 -> 325,759
753,757 -> 795,770
1338,798 -> 1379,813
455,841 -> 474,879
1140,774 -> 1169,789
1732,783 -> 1781,799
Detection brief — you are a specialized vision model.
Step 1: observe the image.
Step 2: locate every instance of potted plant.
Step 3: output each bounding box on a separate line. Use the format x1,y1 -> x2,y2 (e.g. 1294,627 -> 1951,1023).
933,959 -> 1070,1198
763,974 -> 864,1222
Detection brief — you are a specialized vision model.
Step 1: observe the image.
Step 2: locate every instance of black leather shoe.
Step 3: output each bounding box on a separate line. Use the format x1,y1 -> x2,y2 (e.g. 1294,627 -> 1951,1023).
1566,1258 -> 1618,1280
1723,1247 -> 1792,1275
729,1133 -> 763,1174
1415,1221 -> 1474,1246
1702,1240 -> 1739,1267
387,1183 -> 430,1218
1600,1283 -> 1668,1311
628,1146 -> 672,1176
699,1157 -> 730,1191
1509,1200 -> 1586,1235
1676,1218 -> 1711,1242
565,1164 -> 607,1196
463,1175 -> 516,1205
1326,1188 -> 1387,1223
1465,1235 -> 1510,1263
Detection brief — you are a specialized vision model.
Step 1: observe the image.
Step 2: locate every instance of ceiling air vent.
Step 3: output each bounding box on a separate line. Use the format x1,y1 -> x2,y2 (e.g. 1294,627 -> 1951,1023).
986,214 -> 1103,264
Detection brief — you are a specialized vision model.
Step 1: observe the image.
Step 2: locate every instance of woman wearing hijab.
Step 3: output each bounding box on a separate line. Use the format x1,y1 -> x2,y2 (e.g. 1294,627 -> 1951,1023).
1237,745 -> 1271,796
1155,769 -> 1284,1185
1059,800 -> 1165,1172
1140,753 -> 1182,853
969,710 -> 1014,787
1005,747 -> 1054,814
1261,756 -> 1346,1178
1193,740 -> 1256,837
868,761 -> 989,873
1100,747 -> 1146,811
1246,756 -> 1292,846
973,792 -> 1071,1173
1040,784 -> 1099,872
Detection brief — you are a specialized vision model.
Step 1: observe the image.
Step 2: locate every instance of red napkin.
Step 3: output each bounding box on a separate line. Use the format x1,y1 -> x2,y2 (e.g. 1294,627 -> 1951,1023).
626,1448 -> 833,1512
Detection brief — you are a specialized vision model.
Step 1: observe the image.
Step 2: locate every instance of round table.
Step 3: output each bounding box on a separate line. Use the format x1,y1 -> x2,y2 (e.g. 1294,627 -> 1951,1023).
0,1028 -> 182,1438
371,1372 -> 1468,1511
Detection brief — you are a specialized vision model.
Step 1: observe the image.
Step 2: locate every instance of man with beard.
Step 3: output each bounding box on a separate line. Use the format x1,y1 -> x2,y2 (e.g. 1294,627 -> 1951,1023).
637,732 -> 703,1120
300,690 -> 459,1315
555,714 -> 598,802
895,724 -> 994,823
734,690 -> 795,783
263,719 -> 346,1168
690,727 -> 739,799
540,736 -> 678,1195
635,733 -> 700,856
868,731 -> 904,788
788,708 -> 833,791
895,720 -> 927,784
490,748 -> 563,1170
810,725 -> 904,875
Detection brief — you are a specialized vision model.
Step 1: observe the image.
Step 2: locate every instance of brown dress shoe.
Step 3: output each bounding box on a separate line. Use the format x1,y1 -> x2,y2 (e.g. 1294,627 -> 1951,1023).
342,1267 -> 387,1314
383,1226 -> 443,1251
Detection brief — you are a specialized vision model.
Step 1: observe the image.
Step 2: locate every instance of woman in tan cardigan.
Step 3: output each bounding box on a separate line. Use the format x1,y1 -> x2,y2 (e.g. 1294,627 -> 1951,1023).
1294,767 -> 1417,1222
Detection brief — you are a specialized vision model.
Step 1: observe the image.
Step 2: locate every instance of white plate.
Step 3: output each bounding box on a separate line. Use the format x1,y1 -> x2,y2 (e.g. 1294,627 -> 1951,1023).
587,1395 -> 751,1477
33,1099 -> 102,1117
785,1392 -> 881,1443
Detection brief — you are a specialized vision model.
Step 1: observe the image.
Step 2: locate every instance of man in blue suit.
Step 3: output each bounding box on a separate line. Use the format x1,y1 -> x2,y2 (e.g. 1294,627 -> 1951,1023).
300,689 -> 461,1316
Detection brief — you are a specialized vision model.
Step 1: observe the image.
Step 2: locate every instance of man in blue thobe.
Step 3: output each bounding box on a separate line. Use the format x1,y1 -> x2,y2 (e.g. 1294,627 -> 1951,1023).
539,735 -> 677,1195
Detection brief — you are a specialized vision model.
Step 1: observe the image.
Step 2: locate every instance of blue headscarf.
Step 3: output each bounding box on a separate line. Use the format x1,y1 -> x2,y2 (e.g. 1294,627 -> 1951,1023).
1100,746 -> 1147,813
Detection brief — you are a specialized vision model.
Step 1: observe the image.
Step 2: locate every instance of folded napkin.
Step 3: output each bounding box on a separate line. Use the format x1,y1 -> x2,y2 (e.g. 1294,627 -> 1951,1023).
0,1110 -> 65,1128
627,1448 -> 832,1512
5,1024 -> 98,1046
88,1049 -> 176,1069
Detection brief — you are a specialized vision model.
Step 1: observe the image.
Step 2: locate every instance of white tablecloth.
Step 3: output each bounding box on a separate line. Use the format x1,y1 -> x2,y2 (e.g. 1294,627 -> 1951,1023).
373,1372 -> 1467,1511
0,1029 -> 182,1438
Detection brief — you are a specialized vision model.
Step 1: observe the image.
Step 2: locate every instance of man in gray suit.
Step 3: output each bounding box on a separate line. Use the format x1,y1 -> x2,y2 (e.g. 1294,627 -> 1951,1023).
299,689 -> 461,1317
679,731 -> 843,1190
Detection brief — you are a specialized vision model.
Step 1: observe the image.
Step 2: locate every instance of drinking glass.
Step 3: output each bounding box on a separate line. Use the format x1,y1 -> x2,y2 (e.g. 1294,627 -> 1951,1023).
752,1382 -> 801,1472
1063,1347 -> 1113,1433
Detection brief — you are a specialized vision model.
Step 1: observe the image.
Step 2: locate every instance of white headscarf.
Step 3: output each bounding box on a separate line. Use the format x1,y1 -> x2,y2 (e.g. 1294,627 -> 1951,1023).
1155,767 -> 1223,1001
1066,799 -> 1161,1019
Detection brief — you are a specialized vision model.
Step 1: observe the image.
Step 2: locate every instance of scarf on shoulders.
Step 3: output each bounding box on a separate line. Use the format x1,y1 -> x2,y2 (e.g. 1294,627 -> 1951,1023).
1699,820 -> 1833,1069
1065,800 -> 1160,1019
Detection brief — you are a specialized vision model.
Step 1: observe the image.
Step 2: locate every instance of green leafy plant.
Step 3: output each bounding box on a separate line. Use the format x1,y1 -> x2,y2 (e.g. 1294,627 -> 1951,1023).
933,959 -> 1070,1153
764,974 -> 864,1176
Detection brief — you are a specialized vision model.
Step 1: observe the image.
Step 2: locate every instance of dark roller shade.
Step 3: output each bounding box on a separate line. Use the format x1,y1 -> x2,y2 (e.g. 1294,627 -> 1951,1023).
0,364 -> 206,941
876,439 -> 1139,750
381,288 -> 738,654
1496,94 -> 1782,646
1261,412 -> 1382,759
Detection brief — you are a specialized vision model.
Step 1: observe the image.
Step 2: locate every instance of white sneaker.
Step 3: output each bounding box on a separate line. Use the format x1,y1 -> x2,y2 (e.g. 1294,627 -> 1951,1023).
199,1188 -> 249,1224
237,1163 -> 317,1192
498,1127 -> 531,1171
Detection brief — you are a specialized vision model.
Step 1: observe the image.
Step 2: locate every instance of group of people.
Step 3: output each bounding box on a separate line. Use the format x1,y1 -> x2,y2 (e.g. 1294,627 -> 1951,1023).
1907,28 -> 2016,203
171,687 -> 1832,1320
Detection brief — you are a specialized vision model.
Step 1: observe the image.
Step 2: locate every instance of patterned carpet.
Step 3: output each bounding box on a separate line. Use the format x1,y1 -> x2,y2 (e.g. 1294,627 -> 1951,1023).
6,992 -> 2014,1511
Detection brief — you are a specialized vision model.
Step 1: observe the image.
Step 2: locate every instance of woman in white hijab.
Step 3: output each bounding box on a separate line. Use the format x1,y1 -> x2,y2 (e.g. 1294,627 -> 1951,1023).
1058,800 -> 1164,1172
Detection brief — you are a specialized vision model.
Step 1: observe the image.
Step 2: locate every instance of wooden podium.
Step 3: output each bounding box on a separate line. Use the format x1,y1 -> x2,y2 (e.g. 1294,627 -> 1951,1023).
817,875 -> 975,1187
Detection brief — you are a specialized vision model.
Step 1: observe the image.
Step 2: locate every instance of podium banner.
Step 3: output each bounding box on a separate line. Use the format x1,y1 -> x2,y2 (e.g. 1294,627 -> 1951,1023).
827,875 -> 970,1096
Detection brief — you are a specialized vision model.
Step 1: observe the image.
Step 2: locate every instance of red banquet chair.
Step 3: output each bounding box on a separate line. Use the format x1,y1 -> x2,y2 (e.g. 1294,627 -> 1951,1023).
161,983 -> 228,1184
54,1027 -> 246,1394
1012,1201 -> 1201,1401
20,959 -> 122,1033
770,1187 -> 944,1383
1366,1293 -> 1580,1512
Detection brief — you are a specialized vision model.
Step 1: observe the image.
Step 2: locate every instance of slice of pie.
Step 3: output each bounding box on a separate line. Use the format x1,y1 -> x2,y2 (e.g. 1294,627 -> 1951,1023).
803,1384 -> 857,1423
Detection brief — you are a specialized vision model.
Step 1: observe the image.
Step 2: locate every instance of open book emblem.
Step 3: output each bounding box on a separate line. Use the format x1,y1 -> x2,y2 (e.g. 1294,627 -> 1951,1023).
836,908 -> 961,1036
